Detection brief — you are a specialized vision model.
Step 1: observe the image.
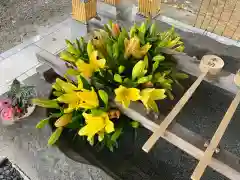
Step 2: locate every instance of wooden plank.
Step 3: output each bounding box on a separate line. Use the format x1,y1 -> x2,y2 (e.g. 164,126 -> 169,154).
191,90 -> 240,180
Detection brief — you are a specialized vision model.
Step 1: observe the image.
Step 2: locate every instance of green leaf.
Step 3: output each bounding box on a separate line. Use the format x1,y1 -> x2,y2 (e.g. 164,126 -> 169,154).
32,99 -> 60,109
98,90 -> 108,105
79,37 -> 85,52
166,90 -> 174,100
79,75 -> 91,90
174,79 -> 184,90
150,23 -> 156,36
87,41 -> 94,56
123,78 -> 137,88
8,79 -> 20,97
174,72 -> 189,79
75,38 -> 82,54
137,75 -> 152,84
36,118 -> 50,129
65,68 -> 80,77
60,51 -> 76,62
113,43 -> 119,59
91,109 -> 105,116
106,44 -> 113,58
108,19 -> 113,29
111,128 -> 123,142
50,112 -> 63,118
52,81 -> 62,91
132,60 -> 147,80
175,45 -> 185,52
118,66 -> 125,74
65,39 -> 79,56
139,22 -> 146,35
130,23 -> 137,38
48,127 -> 63,145
66,114 -> 83,129
153,55 -> 165,62
166,37 -> 181,48
143,55 -> 148,69
104,24 -> 112,35
131,121 -> 140,128
138,32 -> 145,44
114,74 -> 122,83
53,91 -> 64,97
89,137 -> 95,146
152,61 -> 160,72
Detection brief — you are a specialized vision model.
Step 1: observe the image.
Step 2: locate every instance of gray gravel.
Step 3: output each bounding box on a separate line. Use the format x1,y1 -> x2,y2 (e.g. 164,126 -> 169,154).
0,0 -> 71,53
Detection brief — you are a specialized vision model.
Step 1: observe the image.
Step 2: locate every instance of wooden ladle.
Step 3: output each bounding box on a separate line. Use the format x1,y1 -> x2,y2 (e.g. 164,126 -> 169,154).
191,70 -> 240,180
142,55 -> 225,153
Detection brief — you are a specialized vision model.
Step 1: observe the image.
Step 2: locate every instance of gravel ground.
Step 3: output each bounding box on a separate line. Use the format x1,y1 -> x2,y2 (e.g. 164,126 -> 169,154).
0,0 -> 71,53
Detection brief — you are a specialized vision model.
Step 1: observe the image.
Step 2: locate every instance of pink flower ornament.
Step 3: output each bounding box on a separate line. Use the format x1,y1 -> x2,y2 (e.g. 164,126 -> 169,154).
1,107 -> 14,121
0,99 -> 12,111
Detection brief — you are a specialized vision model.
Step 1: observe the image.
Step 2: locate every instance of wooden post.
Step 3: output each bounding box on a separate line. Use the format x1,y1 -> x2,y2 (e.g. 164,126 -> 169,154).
72,0 -> 97,23
138,0 -> 161,18
104,0 -> 120,6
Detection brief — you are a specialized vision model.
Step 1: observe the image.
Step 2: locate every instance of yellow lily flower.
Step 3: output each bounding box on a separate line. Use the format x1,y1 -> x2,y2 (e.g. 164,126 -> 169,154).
76,51 -> 106,78
124,36 -> 151,59
78,112 -> 114,143
115,85 -> 141,108
75,60 -> 93,78
57,88 -> 99,113
140,88 -> 166,112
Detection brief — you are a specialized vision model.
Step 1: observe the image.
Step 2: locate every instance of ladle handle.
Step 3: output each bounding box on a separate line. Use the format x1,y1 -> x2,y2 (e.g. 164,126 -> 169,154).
142,72 -> 208,153
191,90 -> 240,180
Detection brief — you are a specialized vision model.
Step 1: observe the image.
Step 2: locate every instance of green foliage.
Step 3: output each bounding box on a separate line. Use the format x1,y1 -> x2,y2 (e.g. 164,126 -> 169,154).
36,118 -> 50,129
32,99 -> 60,109
7,79 -> 36,109
48,127 -> 63,145
98,90 -> 109,106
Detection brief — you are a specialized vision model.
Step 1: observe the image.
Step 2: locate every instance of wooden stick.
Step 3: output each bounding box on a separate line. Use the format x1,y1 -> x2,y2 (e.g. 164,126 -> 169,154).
142,71 -> 208,152
191,90 -> 240,180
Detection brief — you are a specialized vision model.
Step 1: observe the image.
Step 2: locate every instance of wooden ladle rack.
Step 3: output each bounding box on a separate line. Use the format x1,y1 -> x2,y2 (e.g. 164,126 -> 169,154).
143,55 -> 240,180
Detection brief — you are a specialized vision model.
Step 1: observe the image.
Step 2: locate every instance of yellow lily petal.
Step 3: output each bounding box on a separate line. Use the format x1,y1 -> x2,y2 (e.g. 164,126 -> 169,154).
77,88 -> 99,109
56,78 -> 78,93
79,112 -> 115,144
140,88 -> 166,112
57,93 -> 78,104
146,99 -> 159,112
105,119 -> 114,133
122,99 -> 130,108
76,59 -> 94,78
127,88 -> 141,101
98,131 -> 105,142
77,75 -> 83,89
90,51 -> 106,70
115,85 -> 140,108
124,37 -> 152,59
150,89 -> 166,100
64,104 -> 76,113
